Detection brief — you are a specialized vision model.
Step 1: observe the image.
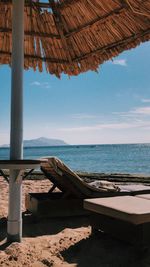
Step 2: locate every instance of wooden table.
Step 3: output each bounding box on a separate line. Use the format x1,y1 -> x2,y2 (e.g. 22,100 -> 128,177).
0,159 -> 48,242
0,159 -> 45,182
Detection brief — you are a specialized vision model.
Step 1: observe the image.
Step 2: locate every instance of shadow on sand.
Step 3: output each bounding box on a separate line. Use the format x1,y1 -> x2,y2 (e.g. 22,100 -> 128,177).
61,231 -> 150,267
0,217 -> 7,241
0,213 -> 89,242
0,217 -> 11,250
0,213 -> 90,250
22,212 -> 90,237
1,214 -> 150,266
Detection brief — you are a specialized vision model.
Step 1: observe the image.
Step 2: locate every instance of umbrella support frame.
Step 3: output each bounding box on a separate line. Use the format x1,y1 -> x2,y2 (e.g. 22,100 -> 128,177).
8,0 -> 24,243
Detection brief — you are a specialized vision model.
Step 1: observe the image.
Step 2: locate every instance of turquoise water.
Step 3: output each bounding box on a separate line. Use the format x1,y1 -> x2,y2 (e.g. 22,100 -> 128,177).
1,144 -> 150,174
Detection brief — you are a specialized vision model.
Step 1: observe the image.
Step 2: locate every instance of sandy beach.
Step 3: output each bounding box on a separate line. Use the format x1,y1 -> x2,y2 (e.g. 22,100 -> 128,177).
0,176 -> 150,267
1,0 -> 150,265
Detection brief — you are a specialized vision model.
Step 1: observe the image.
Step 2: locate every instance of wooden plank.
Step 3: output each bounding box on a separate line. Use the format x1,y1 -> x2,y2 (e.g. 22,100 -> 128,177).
25,192 -> 89,217
90,212 -> 150,246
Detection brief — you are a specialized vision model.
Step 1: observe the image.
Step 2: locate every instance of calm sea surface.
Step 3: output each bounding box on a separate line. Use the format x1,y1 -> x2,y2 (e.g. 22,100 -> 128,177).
1,144 -> 150,174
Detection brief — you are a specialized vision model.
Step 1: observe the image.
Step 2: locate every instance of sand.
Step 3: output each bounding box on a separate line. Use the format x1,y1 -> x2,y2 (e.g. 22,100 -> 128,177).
0,176 -> 150,267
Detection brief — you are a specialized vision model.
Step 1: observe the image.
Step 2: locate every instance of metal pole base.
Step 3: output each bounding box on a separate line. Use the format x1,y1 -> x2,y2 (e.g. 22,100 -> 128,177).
7,220 -> 22,242
7,169 -> 23,243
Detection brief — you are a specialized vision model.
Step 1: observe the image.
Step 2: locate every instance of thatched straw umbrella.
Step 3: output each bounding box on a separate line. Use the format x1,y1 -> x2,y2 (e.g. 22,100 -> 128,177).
0,0 -> 150,242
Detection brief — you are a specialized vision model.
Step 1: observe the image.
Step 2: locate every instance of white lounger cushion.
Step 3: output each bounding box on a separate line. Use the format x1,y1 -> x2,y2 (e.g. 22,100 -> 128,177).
84,196 -> 150,225
136,194 -> 150,200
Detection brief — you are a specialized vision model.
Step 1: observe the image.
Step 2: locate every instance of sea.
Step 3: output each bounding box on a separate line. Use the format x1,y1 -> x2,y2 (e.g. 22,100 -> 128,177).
1,143 -> 150,174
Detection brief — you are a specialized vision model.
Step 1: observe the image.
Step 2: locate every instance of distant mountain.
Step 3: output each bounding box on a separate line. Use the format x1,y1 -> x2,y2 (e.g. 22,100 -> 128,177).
1,137 -> 68,147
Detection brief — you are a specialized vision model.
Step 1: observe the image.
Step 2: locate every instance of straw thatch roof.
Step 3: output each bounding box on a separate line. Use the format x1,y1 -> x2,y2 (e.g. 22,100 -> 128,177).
0,0 -> 150,77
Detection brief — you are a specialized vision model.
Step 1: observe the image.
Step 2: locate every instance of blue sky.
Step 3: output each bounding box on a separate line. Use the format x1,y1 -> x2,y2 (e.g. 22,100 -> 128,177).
0,41 -> 150,145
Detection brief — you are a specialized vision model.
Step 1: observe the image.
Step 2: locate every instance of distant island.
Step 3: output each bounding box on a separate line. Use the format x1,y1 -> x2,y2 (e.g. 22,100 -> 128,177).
1,137 -> 68,147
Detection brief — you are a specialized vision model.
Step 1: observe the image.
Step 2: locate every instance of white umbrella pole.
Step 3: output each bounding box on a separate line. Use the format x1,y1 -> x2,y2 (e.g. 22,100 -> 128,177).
7,0 -> 24,242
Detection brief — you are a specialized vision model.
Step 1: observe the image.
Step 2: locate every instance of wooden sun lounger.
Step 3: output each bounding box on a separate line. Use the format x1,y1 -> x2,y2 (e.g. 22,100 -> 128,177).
25,157 -> 150,218
40,157 -> 150,197
84,196 -> 150,246
40,157 -> 122,198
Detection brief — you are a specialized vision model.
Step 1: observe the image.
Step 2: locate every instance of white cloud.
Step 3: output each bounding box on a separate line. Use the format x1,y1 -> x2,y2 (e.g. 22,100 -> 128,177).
114,106 -> 150,118
71,113 -> 97,119
60,121 -> 148,133
141,99 -> 150,103
30,81 -> 51,89
22,104 -> 150,145
112,59 -> 127,66
63,106 -> 150,135
30,81 -> 41,86
67,106 -> 150,134
23,115 -> 150,145
132,106 -> 150,115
